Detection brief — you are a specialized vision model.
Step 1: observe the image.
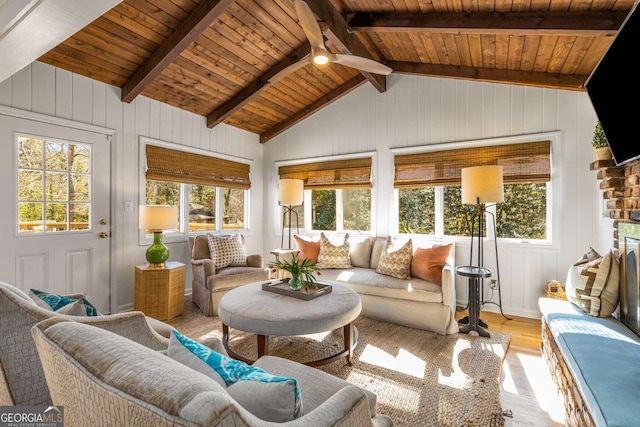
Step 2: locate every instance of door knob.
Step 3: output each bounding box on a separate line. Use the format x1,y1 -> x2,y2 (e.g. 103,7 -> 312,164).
99,231 -> 109,238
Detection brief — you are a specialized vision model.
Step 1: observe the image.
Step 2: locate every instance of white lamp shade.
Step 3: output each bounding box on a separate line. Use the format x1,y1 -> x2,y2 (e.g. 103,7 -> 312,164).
139,205 -> 178,230
461,165 -> 504,204
278,179 -> 303,206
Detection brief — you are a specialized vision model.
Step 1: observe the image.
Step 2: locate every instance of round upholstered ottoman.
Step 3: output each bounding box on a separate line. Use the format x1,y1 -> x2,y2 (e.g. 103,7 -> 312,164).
218,281 -> 361,366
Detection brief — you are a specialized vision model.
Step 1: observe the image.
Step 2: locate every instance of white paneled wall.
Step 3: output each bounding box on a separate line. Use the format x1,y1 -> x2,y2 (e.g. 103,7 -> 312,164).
0,62 -> 614,318
264,74 -> 613,319
0,62 -> 263,312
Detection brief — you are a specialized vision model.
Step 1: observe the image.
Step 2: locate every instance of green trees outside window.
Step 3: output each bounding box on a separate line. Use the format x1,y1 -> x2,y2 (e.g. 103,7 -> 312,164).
311,189 -> 371,232
18,136 -> 91,233
399,184 -> 547,240
146,180 -> 245,232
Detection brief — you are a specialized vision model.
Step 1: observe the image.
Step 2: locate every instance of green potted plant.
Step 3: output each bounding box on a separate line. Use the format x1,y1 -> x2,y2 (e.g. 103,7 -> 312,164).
268,252 -> 321,291
592,122 -> 612,160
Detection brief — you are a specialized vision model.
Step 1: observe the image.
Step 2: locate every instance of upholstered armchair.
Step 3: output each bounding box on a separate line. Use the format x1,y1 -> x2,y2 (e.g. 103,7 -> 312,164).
32,318 -> 393,426
189,234 -> 269,316
0,281 -> 188,406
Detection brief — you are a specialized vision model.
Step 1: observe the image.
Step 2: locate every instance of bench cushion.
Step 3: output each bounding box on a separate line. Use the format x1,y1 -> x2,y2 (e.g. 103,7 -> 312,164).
539,298 -> 640,427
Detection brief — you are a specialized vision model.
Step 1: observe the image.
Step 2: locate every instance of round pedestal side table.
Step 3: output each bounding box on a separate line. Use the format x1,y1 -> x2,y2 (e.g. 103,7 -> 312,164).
456,265 -> 492,338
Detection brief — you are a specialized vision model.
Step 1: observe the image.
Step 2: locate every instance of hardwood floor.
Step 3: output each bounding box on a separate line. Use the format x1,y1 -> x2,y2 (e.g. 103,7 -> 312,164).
170,302 -> 565,426
457,309 -> 565,427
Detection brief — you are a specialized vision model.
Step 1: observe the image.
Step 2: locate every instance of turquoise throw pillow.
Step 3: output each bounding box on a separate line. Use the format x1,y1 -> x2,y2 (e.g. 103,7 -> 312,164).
29,289 -> 100,316
171,331 -> 302,421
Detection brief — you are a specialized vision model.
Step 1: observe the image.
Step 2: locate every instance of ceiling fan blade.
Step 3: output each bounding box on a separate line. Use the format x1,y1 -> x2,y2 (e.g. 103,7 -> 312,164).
294,0 -> 325,50
332,54 -> 393,75
269,56 -> 312,84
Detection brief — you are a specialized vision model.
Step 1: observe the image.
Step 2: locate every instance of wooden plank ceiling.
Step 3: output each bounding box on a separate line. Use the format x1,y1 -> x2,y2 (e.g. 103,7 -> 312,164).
38,0 -> 635,143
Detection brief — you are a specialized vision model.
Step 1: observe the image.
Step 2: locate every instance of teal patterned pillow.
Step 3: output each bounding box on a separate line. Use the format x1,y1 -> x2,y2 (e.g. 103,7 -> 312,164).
29,289 -> 100,316
172,331 -> 302,422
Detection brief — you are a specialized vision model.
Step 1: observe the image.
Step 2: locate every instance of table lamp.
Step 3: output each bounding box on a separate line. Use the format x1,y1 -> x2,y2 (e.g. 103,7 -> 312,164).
278,178 -> 303,249
139,205 -> 178,268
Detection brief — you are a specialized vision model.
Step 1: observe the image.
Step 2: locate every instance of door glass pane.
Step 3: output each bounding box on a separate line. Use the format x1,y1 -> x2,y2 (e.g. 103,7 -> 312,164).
70,174 -> 90,201
188,184 -> 215,232
45,172 -> 68,201
45,141 -> 68,171
398,187 -> 435,235
46,203 -> 67,232
18,202 -> 43,233
17,136 -> 92,234
70,203 -> 90,231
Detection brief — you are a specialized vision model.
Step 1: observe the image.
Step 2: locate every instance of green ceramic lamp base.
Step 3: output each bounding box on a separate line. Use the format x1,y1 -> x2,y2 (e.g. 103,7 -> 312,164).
146,231 -> 169,267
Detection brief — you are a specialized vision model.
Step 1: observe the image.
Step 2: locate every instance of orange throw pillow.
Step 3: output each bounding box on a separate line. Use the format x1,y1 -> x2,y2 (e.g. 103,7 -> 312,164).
410,244 -> 453,285
293,235 -> 321,263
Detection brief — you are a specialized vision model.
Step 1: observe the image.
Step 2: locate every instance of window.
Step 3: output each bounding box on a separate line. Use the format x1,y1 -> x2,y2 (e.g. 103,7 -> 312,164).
279,156 -> 373,233
143,141 -> 250,234
17,135 -> 91,233
310,189 -> 371,232
396,140 -> 551,241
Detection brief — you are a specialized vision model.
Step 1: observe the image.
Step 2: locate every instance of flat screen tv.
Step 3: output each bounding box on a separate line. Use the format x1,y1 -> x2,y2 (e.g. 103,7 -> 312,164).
585,2 -> 640,166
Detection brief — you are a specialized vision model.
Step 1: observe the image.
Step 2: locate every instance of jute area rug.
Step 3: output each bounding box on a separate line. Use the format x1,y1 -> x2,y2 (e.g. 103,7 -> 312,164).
168,312 -> 510,427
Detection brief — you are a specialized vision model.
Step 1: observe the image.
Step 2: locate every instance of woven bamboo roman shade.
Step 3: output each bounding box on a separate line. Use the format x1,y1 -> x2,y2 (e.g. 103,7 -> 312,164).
279,158 -> 372,190
394,141 -> 550,188
145,145 -> 251,189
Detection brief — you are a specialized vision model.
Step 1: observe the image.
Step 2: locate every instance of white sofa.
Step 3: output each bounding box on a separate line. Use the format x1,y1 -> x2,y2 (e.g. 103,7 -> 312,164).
288,237 -> 458,336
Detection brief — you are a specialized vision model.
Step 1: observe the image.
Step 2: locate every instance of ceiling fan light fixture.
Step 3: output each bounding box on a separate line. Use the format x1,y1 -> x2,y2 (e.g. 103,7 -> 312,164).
311,46 -> 330,65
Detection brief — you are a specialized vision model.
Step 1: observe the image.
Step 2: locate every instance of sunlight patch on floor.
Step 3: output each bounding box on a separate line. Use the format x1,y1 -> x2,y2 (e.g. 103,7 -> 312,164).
437,339 -> 473,389
517,352 -> 565,423
500,358 -> 518,394
359,344 -> 426,378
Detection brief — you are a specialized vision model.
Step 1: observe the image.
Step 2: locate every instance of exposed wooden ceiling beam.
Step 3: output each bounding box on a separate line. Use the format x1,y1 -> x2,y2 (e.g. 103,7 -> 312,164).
304,0 -> 386,93
207,45 -> 311,128
387,61 -> 589,91
348,11 -> 628,37
260,74 -> 366,143
121,0 -> 234,103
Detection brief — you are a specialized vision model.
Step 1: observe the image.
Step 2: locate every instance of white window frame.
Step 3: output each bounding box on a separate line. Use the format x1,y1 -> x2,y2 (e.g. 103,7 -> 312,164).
275,151 -> 377,237
391,132 -> 559,246
139,136 -> 252,245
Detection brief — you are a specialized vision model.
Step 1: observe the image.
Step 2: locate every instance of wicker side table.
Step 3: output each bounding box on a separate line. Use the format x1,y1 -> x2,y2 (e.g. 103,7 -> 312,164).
134,261 -> 184,320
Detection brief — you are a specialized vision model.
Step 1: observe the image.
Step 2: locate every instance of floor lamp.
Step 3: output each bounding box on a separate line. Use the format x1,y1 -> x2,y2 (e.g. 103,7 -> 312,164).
278,178 -> 303,249
461,165 -> 511,321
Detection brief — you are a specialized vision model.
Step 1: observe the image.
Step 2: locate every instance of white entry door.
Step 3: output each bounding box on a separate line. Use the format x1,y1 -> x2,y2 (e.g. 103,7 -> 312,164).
0,114 -> 112,313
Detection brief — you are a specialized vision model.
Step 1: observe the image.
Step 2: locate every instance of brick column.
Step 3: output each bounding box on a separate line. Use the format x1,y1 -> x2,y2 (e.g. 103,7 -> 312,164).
591,158 -> 640,248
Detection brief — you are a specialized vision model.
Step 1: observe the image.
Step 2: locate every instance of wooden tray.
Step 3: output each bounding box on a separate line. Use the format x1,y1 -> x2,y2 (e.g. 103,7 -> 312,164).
261,279 -> 332,300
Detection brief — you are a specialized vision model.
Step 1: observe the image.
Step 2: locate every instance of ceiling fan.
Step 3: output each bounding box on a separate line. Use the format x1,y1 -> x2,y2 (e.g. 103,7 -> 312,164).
269,0 -> 392,84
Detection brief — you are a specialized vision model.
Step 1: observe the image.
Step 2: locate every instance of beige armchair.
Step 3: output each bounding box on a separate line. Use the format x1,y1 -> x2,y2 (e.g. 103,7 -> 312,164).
189,234 -> 269,316
0,281 -> 183,406
32,318 -> 393,426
